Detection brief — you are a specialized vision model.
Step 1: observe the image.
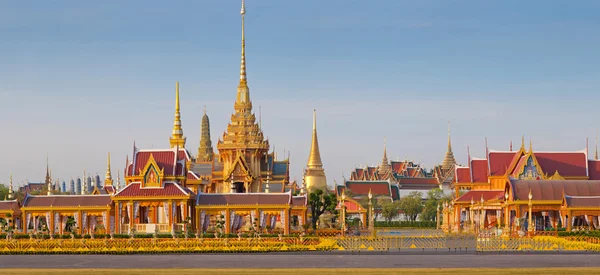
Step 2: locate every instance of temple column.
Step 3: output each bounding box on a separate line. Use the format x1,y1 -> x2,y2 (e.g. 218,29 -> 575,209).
284,209 -> 290,235
78,210 -> 83,235
196,207 -> 201,233
566,212 -> 571,231
225,208 -> 231,234
183,201 -> 188,232
49,211 -> 54,235
115,202 -> 120,234
129,201 -> 134,233
21,210 -> 26,234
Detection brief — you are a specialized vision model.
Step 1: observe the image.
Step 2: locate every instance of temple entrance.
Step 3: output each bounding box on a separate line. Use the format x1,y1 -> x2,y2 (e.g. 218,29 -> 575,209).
234,182 -> 246,193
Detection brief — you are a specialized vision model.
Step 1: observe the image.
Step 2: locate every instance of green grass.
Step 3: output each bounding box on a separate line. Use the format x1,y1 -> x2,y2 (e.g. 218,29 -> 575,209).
2,268 -> 599,275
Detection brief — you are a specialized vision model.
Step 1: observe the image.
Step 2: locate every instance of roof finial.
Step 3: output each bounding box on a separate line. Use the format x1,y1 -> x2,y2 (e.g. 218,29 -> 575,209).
203,105 -> 207,115
383,136 -> 388,162
595,134 -> 598,160
509,139 -> 513,152
467,145 -> 471,166
485,137 -> 489,156
529,138 -> 533,153
239,0 -> 247,84
169,82 -> 186,148
105,152 -> 113,186
520,135 -> 525,151
447,121 -> 452,150
8,173 -> 14,200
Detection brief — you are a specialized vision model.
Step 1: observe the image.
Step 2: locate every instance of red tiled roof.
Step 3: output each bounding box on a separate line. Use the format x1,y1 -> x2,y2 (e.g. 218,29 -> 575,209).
391,161 -> 406,174
23,195 -> 111,208
338,199 -> 365,212
129,148 -> 190,177
510,179 -> 600,201
104,186 -> 115,194
292,196 -> 307,207
398,177 -> 439,185
536,152 -> 587,177
355,168 -> 364,180
345,181 -> 390,196
196,193 -> 292,206
187,171 -> 200,180
0,200 -> 21,215
471,159 -> 489,183
589,160 -> 600,180
455,167 -> 471,183
114,182 -> 191,198
488,151 -> 516,176
564,195 -> 600,208
511,156 -> 528,177
456,190 -> 504,203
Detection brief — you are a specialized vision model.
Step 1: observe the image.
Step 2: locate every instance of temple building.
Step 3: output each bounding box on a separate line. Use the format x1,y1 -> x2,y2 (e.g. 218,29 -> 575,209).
448,138 -> 600,234
303,110 -> 328,192
337,126 -> 456,200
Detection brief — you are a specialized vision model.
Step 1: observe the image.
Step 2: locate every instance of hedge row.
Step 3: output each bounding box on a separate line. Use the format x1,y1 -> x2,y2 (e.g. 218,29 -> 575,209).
558,231 -> 600,237
374,221 -> 436,228
0,233 -> 300,240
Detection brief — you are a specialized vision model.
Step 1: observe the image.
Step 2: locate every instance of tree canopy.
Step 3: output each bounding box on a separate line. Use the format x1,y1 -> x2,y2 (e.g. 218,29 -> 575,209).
308,189 -> 337,230
380,199 -> 401,222
420,188 -> 452,221
398,191 -> 423,222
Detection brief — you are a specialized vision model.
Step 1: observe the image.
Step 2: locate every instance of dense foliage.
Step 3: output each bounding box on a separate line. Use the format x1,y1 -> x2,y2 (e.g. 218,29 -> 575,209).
308,189 -> 337,230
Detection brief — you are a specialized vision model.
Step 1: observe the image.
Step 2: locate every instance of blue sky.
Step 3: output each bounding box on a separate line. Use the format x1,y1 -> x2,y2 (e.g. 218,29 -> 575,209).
1,0 -> 600,188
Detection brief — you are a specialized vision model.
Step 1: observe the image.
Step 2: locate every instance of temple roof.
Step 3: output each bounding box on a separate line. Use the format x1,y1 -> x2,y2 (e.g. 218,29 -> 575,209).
455,190 -> 504,203
127,148 -> 191,177
563,195 -> 600,208
196,192 -> 293,206
292,196 -> 308,207
113,182 -> 192,198
0,200 -> 21,215
455,166 -> 471,183
22,195 -> 111,208
509,179 -> 600,201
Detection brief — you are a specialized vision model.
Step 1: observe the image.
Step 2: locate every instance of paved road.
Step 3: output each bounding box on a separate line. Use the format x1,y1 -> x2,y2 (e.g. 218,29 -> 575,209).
2,253 -> 600,268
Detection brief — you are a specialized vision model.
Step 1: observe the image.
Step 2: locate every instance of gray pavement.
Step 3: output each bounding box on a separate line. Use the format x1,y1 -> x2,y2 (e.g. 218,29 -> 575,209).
1,253 -> 600,268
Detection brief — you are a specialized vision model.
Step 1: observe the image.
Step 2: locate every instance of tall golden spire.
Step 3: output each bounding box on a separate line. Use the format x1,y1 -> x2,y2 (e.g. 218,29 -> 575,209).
8,173 -> 13,200
520,135 -> 525,151
169,81 -> 186,148
105,152 -> 113,186
307,109 -> 323,168
304,109 -> 327,192
45,154 -> 52,195
378,137 -> 392,177
441,121 -> 456,170
236,0 -> 250,105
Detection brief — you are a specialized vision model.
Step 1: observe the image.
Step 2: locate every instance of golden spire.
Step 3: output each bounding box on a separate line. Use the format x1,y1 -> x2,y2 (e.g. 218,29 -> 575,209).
520,135 -> 525,151
236,0 -> 251,105
383,137 -> 388,164
169,81 -> 186,148
441,121 -> 456,170
529,138 -> 533,153
105,152 -> 113,186
307,109 -> 323,168
304,109 -> 327,192
8,173 -> 13,200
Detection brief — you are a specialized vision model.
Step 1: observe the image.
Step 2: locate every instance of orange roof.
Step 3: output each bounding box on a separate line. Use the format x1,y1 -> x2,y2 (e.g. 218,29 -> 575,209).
455,167 -> 471,183
535,152 -> 587,177
456,190 -> 504,203
488,151 -> 516,176
471,159 -> 489,182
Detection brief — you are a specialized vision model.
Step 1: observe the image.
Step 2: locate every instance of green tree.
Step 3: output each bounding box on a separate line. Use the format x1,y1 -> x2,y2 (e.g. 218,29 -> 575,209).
420,189 -> 452,221
399,191 -> 423,222
308,189 -> 337,230
0,184 -> 8,200
380,199 -> 401,222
